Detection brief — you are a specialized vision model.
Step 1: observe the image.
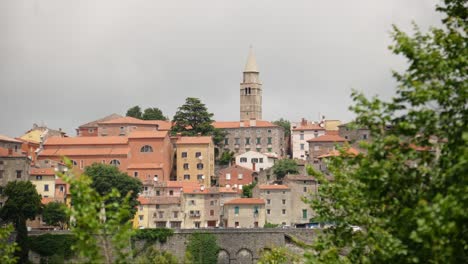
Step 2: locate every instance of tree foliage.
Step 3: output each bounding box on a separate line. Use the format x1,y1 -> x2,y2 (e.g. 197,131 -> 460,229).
171,97 -> 225,146
273,118 -> 291,137
126,105 -> 143,119
185,232 -> 219,264
218,150 -> 235,165
272,159 -> 299,180
59,158 -> 135,264
134,248 -> 178,264
42,201 -> 68,229
307,1 -> 468,263
142,107 -> 168,121
0,181 -> 41,263
258,247 -> 300,264
0,224 -> 18,264
242,182 -> 256,198
28,234 -> 76,262
85,163 -> 142,218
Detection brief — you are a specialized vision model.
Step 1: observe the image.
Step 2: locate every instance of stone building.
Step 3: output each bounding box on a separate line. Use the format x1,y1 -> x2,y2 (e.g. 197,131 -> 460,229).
252,184 -> 291,226
76,113 -> 122,136
240,47 -> 262,121
135,196 -> 184,229
283,174 -> 319,225
98,117 -> 171,137
291,119 -> 326,160
222,198 -> 265,228
307,134 -> 347,161
175,136 -> 214,187
0,135 -> 30,189
337,122 -> 371,149
214,120 -> 285,157
181,185 -> 221,228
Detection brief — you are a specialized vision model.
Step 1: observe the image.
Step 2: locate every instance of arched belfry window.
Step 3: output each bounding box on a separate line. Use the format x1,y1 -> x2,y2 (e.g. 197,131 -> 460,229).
248,87 -> 251,94
140,145 -> 153,153
245,87 -> 248,95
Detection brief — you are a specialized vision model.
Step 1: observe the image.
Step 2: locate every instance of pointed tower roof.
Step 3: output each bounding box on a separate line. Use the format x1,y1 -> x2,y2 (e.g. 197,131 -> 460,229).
244,47 -> 259,72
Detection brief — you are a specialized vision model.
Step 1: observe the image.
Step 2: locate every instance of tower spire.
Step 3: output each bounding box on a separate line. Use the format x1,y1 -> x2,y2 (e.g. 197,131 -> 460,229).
244,46 -> 259,72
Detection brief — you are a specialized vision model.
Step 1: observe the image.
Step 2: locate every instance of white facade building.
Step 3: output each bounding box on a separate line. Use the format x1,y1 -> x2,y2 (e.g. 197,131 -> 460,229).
291,119 -> 326,160
235,151 -> 277,172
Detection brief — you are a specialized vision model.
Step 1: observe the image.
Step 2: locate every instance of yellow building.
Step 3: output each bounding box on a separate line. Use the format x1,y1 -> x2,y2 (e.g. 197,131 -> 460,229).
176,136 -> 214,186
324,120 -> 342,131
30,168 -> 56,198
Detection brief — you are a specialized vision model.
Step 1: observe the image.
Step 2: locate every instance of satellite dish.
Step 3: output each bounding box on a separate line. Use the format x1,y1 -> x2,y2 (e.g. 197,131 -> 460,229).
198,155 -> 203,160
201,175 -> 205,179
153,176 -> 158,182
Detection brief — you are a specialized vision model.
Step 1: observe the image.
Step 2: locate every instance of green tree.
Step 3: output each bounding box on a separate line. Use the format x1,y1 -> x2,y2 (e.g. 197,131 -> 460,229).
0,181 -> 41,263
185,232 -> 219,264
126,105 -> 143,119
0,224 -> 18,264
84,163 -> 143,218
307,1 -> 468,263
218,150 -> 235,165
258,247 -> 300,264
272,159 -> 299,180
58,158 -> 135,263
142,107 -> 168,121
171,97 -> 225,146
242,182 -> 256,198
273,118 -> 291,137
42,201 -> 68,229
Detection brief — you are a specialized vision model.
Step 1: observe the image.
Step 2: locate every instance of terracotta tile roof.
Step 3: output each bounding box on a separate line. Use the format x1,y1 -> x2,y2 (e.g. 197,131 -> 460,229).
99,117 -> 172,130
139,196 -> 181,205
40,147 -> 129,157
317,147 -> 360,158
219,165 -> 255,174
128,131 -> 168,139
0,134 -> 22,143
325,130 -> 339,135
30,168 -> 56,176
45,136 -> 128,146
79,113 -> 123,128
0,147 -> 26,157
224,198 -> 265,205
292,124 -> 325,131
127,163 -> 162,169
213,120 -> 278,129
259,184 -> 289,190
307,134 -> 347,143
176,136 -> 213,145
219,187 -> 241,193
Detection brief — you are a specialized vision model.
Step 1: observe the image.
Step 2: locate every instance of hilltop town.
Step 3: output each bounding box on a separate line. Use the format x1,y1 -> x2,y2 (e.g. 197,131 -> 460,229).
0,49 -> 369,230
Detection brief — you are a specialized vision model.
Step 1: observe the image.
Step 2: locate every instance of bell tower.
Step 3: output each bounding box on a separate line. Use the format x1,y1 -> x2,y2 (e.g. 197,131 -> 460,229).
240,47 -> 262,121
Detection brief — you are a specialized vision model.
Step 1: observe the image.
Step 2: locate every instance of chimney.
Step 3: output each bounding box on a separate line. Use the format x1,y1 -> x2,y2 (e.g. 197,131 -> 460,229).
252,162 -> 256,171
301,118 -> 307,126
249,118 -> 256,127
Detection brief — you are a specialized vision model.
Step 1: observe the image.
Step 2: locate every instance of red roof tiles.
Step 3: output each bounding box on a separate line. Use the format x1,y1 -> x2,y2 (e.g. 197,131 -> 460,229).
0,134 -> 22,143
307,134 -> 347,142
176,136 -> 213,145
40,147 -> 129,157
30,168 -> 56,176
128,131 -> 168,139
45,136 -> 128,146
99,117 -> 172,130
292,124 -> 324,131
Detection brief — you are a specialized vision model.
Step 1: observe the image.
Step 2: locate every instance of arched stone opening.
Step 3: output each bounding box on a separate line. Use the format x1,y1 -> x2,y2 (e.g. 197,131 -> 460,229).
236,248 -> 253,264
217,249 -> 230,264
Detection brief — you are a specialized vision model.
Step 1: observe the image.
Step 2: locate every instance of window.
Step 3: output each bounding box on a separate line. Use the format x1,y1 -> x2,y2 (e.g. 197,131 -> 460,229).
345,136 -> 349,139
226,173 -> 231,180
259,158 -> 263,163
195,222 -> 201,228
300,144 -> 305,150
156,190 -> 160,196
234,206 -> 239,215
197,174 -> 203,180
268,129 -> 271,133
170,221 -> 182,228
267,148 -> 272,152
302,209 -> 308,219
235,138 -> 240,145
59,186 -> 64,192
282,209 -> 286,215
267,199 -> 271,204
109,160 -> 120,166
256,148 -> 261,152
303,186 -> 307,192
238,173 -> 243,179
169,190 -> 174,196
235,221 -> 239,227
156,204 -> 160,209
224,138 -> 229,145
139,215 -> 143,221
267,209 -> 271,215
245,137 -> 250,145
282,199 -> 286,205
140,145 -> 153,152
181,152 -> 187,158
158,211 -> 164,218
300,134 -> 304,140
195,152 -> 202,158
256,137 -> 261,144
134,172 -> 138,178
184,174 -> 190,180
362,134 -> 368,140
240,157 -> 247,163
44,185 -> 49,192
173,211 -> 179,218
0,161 -> 3,165
210,200 -> 216,206
88,128 -> 94,133
251,158 -> 259,163
190,200 -> 195,205
314,146 -> 320,151
36,175 -> 42,180
183,163 -> 189,170
210,210 -> 214,216
267,191 -> 270,194
267,137 -> 272,144
197,163 -> 204,170
16,170 -> 22,179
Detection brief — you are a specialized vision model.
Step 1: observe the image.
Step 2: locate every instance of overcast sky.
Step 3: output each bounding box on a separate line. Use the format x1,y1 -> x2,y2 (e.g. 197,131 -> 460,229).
0,0 -> 442,137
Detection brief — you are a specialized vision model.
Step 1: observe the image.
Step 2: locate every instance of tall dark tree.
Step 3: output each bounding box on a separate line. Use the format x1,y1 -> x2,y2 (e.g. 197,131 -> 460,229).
142,107 -> 167,121
272,159 -> 299,180
84,163 -> 142,218
307,0 -> 468,262
126,105 -> 143,119
0,181 -> 42,263
171,97 -> 225,145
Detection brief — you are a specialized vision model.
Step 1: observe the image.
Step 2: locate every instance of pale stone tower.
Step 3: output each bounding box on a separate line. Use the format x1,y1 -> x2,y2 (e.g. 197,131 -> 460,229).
240,47 -> 262,121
